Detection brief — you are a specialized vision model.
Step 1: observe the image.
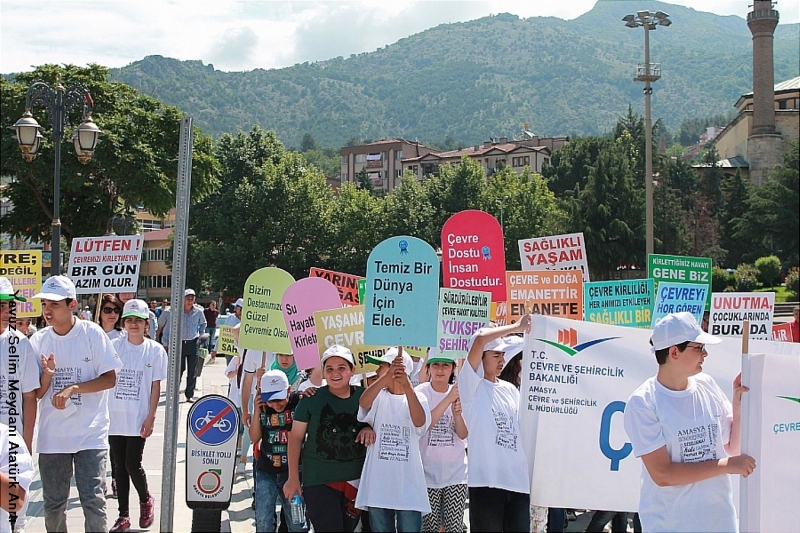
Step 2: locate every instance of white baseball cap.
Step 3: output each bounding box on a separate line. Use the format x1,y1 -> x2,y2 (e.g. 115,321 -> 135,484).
651,312 -> 721,351
260,370 -> 290,402
234,298 -> 244,308
0,277 -> 26,302
184,288 -> 196,297
33,276 -> 76,301
321,344 -> 355,367
467,328 -> 524,357
122,299 -> 150,320
366,347 -> 414,375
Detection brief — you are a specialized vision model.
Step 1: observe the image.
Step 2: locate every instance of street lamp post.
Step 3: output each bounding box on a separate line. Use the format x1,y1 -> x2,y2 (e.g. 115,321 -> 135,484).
9,73 -> 103,276
623,10 -> 671,258
496,195 -> 510,230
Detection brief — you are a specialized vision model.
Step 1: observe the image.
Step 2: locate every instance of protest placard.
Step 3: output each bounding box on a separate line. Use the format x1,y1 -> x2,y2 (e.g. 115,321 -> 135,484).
648,253 -> 712,310
740,352 -> 800,533
584,279 -> 653,328
518,232 -> 590,283
505,270 -> 582,323
314,305 -> 383,374
519,315 -> 800,513
709,292 -> 775,340
282,277 -> 342,370
491,301 -> 508,326
239,267 -> 294,353
0,250 -> 41,317
771,323 -> 794,342
363,236 -> 439,346
67,235 -> 144,293
651,281 -> 707,327
441,210 -> 506,302
434,288 -> 491,359
216,326 -> 237,356
309,267 -> 363,306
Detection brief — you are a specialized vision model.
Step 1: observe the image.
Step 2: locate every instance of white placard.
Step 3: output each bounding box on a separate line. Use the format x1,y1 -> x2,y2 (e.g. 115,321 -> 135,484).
67,235 -> 144,293
517,232 -> 589,283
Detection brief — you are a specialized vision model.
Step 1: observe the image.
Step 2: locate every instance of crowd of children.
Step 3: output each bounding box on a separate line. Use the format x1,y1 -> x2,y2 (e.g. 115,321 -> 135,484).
1,273 -> 756,533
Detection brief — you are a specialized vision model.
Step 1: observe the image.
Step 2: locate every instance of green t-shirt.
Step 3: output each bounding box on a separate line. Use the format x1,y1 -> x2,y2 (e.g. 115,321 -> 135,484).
293,385 -> 368,487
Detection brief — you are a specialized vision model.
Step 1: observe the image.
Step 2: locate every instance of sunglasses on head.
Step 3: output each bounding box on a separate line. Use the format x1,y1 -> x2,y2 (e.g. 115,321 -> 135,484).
102,307 -> 121,315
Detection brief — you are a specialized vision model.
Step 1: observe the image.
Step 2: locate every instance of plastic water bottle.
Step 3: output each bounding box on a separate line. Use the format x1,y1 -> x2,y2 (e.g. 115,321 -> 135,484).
289,494 -> 306,526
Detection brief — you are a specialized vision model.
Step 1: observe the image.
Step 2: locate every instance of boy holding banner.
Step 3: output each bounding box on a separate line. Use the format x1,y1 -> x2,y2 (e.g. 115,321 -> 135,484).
624,312 -> 755,532
462,316 -> 532,532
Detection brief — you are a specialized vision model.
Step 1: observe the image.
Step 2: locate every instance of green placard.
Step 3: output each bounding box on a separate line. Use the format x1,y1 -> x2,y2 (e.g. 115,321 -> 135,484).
357,279 -> 366,307
647,254 -> 712,311
240,267 -> 295,353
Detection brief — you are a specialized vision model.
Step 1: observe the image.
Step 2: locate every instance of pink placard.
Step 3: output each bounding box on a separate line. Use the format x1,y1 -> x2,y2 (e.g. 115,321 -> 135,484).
772,323 -> 795,342
281,277 -> 342,370
441,210 -> 507,302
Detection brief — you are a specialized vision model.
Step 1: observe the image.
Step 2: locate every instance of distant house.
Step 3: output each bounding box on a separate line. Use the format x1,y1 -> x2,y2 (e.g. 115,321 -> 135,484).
138,227 -> 173,301
340,139 -> 434,194
340,129 -> 569,194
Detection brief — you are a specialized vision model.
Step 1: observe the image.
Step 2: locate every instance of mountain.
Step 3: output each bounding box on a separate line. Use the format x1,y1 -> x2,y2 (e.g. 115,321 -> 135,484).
109,1 -> 799,147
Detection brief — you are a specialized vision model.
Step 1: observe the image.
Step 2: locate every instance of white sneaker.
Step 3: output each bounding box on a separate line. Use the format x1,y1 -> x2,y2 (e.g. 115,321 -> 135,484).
236,462 -> 246,475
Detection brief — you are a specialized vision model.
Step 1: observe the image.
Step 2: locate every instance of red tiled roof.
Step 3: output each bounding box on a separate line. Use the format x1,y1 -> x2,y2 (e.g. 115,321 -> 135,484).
143,228 -> 172,241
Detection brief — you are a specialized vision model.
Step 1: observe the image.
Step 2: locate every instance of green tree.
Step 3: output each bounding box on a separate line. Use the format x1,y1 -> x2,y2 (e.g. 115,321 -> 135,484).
718,169 -> 752,267
487,167 -> 566,270
0,64 -> 219,244
326,183 -> 384,276
755,255 -> 781,288
355,167 -> 376,194
734,143 -> 800,266
542,136 -> 608,196
424,157 -> 487,248
189,126 -> 330,292
571,142 -> 644,278
300,132 -> 317,152
383,175 -> 435,243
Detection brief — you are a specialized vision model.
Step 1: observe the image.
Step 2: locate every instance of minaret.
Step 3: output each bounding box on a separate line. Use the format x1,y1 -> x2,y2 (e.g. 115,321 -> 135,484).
746,0 -> 783,186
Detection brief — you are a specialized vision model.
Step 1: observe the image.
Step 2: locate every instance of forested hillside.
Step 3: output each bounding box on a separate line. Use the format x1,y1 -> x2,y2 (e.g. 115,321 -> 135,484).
108,0 -> 799,147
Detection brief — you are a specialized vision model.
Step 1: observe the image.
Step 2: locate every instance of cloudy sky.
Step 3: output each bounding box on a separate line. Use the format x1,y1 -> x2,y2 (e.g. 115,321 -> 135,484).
2,0 -> 798,74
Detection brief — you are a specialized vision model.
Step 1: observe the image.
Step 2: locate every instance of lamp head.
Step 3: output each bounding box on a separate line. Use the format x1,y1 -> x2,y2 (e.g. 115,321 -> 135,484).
71,114 -> 103,164
9,109 -> 43,162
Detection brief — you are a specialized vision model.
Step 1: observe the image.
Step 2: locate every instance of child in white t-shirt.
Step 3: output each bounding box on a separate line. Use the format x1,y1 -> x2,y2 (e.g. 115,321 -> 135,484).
355,347 -> 431,532
108,300 -> 167,533
624,312 -> 755,533
415,357 -> 468,533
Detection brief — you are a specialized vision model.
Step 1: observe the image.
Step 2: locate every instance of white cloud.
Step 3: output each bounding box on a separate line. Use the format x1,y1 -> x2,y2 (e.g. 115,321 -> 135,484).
1,0 -> 797,74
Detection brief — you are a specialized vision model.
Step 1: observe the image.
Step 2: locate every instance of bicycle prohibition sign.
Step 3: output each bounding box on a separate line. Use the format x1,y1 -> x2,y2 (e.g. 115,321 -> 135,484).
188,396 -> 238,447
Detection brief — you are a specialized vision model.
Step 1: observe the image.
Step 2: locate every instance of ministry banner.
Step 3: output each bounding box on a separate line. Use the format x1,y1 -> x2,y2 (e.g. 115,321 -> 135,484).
520,315 -> 800,512
740,352 -> 800,533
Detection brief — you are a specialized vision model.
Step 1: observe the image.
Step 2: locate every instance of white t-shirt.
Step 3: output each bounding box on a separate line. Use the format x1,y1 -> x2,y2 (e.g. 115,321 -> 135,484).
624,373 -> 736,533
0,327 -> 40,431
0,423 -> 34,533
355,388 -> 431,513
242,349 -> 272,398
225,356 -> 242,407
108,337 -> 167,436
104,328 -> 124,341
458,360 -> 530,493
414,382 -> 468,488
30,319 -> 122,453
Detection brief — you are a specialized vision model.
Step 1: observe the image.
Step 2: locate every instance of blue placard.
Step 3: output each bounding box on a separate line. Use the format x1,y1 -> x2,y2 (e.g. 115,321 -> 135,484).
364,235 -> 440,346
651,281 -> 707,327
188,396 -> 239,447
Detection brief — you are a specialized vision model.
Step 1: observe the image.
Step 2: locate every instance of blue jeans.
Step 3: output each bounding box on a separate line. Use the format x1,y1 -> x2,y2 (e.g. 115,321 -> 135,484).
254,469 -> 307,532
368,507 -> 422,533
39,449 -> 107,533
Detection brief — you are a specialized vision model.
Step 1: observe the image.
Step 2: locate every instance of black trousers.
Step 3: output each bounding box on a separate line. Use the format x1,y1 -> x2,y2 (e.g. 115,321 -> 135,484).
180,339 -> 198,399
468,486 -> 530,532
304,484 -> 361,533
109,435 -> 148,516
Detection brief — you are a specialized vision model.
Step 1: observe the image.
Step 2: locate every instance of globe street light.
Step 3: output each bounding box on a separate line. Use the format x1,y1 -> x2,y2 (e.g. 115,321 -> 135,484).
623,10 -> 671,258
8,73 -> 103,276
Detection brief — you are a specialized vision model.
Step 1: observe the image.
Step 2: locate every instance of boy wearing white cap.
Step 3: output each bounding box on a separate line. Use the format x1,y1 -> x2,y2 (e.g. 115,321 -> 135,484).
624,312 -> 755,533
30,276 -> 122,533
250,370 -> 307,532
355,347 -> 431,531
461,316 -> 533,532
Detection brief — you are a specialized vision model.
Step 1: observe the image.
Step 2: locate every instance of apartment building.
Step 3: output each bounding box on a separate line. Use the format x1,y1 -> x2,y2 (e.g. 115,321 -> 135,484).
340,139 -> 434,194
